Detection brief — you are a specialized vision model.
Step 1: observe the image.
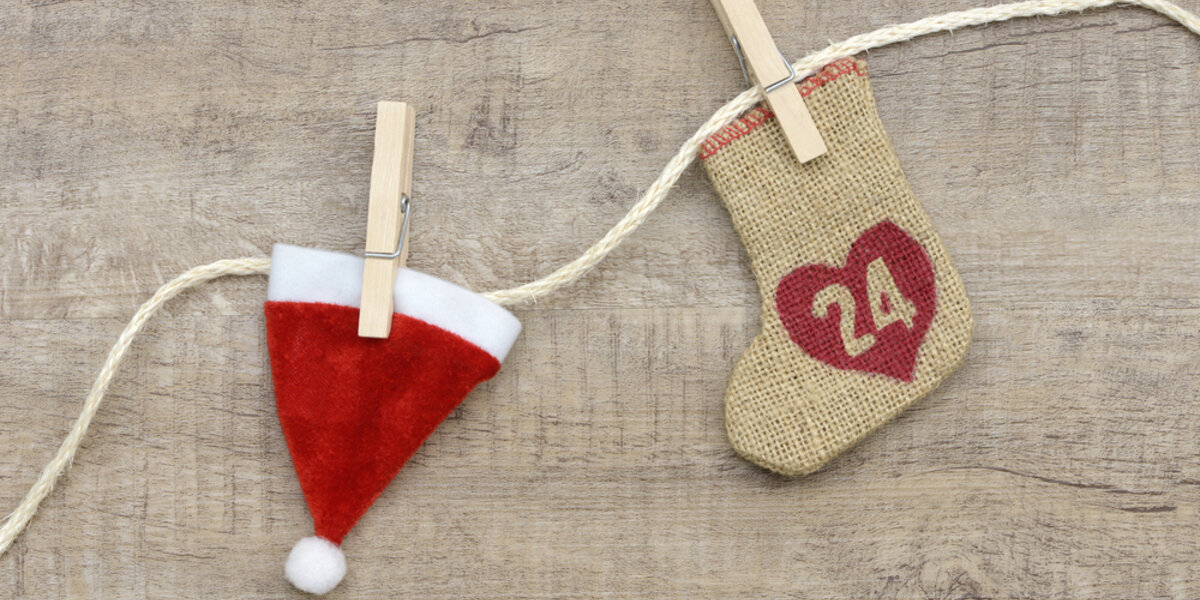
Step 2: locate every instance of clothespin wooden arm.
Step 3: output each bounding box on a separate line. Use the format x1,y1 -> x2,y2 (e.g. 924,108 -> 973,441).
359,101 -> 415,338
710,0 -> 827,163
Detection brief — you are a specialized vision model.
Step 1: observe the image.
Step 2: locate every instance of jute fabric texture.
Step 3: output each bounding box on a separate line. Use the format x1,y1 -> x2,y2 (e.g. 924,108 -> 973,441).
701,58 -> 973,476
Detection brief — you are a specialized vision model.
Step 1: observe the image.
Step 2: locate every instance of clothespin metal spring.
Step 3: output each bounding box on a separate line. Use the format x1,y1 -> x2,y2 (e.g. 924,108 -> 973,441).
731,35 -> 796,94
363,194 -> 411,260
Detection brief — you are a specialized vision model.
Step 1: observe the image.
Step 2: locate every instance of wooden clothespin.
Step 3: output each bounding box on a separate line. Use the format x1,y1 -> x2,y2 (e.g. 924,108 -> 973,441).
358,101 -> 416,338
709,0 -> 826,163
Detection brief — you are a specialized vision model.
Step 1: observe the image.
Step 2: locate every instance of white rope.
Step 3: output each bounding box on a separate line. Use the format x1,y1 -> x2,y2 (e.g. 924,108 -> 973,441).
2,0 -> 1198,557
0,258 -> 270,554
482,0 -> 1200,305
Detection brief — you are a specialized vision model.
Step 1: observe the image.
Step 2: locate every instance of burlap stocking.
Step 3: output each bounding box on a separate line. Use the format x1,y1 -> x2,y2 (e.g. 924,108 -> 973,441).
700,58 -> 973,476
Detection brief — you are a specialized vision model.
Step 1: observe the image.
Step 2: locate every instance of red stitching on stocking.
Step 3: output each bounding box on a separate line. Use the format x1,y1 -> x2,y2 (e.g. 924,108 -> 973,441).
699,58 -> 866,160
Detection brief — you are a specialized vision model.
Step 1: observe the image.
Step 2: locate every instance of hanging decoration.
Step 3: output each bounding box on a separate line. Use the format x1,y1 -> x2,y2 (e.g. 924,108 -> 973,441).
0,0 -> 1197,595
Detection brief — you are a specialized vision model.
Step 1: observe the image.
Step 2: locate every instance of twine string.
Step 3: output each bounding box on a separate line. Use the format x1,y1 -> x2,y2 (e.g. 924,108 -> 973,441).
480,0 -> 1200,306
3,0 -> 1199,556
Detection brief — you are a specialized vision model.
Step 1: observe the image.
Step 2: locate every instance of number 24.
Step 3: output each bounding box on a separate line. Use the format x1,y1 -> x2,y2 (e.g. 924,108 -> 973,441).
811,258 -> 917,357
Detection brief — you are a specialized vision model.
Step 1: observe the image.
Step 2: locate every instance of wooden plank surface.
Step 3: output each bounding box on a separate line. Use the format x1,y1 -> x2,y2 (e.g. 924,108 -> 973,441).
1,1 -> 1198,597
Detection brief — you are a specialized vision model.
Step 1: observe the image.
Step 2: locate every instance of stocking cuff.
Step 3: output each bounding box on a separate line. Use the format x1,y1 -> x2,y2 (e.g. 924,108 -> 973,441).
699,57 -> 867,161
267,243 -> 521,361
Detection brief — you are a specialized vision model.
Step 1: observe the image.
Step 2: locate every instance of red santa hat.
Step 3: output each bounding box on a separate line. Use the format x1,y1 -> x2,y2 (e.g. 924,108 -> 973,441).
264,244 -> 521,594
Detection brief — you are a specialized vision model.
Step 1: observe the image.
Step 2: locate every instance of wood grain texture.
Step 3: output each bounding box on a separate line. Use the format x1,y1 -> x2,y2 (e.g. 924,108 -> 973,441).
1,0 -> 1198,597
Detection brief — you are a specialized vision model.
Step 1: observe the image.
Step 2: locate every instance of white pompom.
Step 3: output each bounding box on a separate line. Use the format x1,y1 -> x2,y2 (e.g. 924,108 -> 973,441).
285,536 -> 347,595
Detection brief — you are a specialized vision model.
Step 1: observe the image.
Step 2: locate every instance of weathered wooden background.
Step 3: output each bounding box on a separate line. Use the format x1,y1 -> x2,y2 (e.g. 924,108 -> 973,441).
1,0 -> 1198,598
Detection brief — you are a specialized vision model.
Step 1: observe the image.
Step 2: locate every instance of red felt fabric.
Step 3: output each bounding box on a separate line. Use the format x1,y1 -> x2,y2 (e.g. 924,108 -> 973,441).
775,220 -> 936,381
265,300 -> 501,544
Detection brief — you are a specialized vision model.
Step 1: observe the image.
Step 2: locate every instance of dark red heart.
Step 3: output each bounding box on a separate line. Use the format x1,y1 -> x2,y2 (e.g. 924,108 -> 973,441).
775,221 -> 936,381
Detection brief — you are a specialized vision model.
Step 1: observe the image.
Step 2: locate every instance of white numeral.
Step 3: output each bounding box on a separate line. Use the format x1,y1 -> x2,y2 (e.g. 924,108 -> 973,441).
866,257 -> 917,331
811,259 -> 917,357
812,284 -> 876,357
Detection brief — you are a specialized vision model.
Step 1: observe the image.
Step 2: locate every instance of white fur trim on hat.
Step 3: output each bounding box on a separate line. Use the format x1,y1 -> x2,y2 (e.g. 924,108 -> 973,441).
266,244 -> 522,362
